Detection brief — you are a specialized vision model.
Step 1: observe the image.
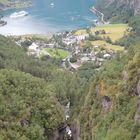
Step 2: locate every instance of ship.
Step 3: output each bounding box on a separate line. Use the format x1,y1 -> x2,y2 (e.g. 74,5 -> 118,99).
50,3 -> 54,7
10,11 -> 28,19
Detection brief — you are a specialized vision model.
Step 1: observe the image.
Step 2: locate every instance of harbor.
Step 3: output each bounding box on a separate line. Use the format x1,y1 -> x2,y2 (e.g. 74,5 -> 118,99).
0,0 -> 97,35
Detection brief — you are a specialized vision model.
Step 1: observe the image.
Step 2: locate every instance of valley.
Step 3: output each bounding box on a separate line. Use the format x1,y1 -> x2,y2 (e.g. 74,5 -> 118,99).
0,0 -> 140,140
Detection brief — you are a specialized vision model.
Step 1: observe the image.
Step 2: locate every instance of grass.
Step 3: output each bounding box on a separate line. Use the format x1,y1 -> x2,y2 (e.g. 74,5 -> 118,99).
14,34 -> 50,41
42,48 -> 70,59
92,24 -> 129,42
76,24 -> 128,52
90,40 -> 124,52
75,24 -> 129,42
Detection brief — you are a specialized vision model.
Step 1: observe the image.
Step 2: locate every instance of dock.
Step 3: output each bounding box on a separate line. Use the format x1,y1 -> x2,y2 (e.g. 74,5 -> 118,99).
90,6 -> 104,23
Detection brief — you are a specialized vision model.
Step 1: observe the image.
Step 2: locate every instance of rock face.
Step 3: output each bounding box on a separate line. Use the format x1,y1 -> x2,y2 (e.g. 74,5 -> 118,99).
102,96 -> 111,112
95,0 -> 140,22
102,0 -> 140,15
118,0 -> 140,15
134,100 -> 140,122
137,80 -> 140,95
46,127 -> 66,140
71,123 -> 80,140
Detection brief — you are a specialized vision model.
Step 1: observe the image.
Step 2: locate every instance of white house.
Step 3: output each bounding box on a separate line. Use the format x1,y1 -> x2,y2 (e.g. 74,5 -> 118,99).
81,56 -> 90,62
63,36 -> 77,45
94,45 -> 100,48
46,43 -> 55,48
76,34 -> 89,41
28,43 -> 39,55
103,53 -> 111,59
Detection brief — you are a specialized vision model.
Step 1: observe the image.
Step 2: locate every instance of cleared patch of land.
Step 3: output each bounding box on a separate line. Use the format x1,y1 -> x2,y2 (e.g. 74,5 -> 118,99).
75,24 -> 129,42
42,48 -> 70,59
19,34 -> 50,41
92,24 -> 129,41
90,40 -> 124,52
76,24 -> 129,52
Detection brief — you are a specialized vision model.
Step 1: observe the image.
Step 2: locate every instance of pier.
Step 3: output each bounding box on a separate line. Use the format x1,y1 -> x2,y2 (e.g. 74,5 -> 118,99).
90,6 -> 104,23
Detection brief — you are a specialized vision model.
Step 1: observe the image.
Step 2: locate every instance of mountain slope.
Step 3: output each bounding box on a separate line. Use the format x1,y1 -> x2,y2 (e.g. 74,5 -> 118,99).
0,35 -> 68,140
76,41 -> 140,140
95,0 -> 140,22
0,69 -> 64,140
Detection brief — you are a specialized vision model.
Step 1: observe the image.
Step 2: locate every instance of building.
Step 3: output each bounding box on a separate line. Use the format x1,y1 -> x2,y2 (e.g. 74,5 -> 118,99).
75,34 -> 89,42
63,36 -> 77,45
103,53 -> 111,59
28,43 -> 40,55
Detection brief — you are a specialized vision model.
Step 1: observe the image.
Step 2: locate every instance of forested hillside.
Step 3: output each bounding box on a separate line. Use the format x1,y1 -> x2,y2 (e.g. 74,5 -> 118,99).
72,1 -> 140,139
0,14 -> 140,140
0,35 -> 67,139
95,0 -> 140,22
76,41 -> 140,140
0,69 -> 64,139
0,35 -> 89,139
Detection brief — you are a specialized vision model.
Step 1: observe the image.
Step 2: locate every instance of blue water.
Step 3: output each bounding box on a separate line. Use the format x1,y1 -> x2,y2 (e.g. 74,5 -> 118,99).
0,0 -> 96,35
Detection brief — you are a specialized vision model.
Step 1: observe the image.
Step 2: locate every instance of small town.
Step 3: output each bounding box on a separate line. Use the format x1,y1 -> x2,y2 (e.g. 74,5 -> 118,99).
12,23 -> 127,71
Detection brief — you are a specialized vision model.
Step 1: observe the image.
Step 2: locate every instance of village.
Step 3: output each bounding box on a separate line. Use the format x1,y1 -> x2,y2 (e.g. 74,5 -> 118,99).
13,23 -> 128,71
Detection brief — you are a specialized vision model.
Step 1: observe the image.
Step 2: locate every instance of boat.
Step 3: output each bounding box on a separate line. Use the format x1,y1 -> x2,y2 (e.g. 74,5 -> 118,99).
10,11 -> 28,19
50,3 -> 54,7
0,20 -> 7,27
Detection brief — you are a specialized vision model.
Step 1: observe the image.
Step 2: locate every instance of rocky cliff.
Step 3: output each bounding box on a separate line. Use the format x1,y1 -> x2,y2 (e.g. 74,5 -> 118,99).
95,0 -> 140,22
109,0 -> 140,15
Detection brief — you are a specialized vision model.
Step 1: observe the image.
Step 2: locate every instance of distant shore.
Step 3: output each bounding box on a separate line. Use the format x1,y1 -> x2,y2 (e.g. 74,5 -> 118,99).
0,1 -> 32,13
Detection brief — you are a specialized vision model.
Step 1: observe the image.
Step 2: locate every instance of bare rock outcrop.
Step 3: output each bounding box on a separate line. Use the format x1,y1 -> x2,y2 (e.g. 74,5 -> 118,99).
134,100 -> 140,122
137,80 -> 140,96
102,96 -> 111,112
97,0 -> 140,15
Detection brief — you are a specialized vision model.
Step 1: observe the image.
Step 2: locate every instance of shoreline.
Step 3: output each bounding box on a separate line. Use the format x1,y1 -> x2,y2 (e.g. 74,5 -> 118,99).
0,2 -> 97,36
90,6 -> 104,23
0,2 -> 32,13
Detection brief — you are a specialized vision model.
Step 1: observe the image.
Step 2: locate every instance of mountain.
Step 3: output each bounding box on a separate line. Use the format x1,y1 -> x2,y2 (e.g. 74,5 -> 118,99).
103,0 -> 140,15
117,0 -> 140,15
95,0 -> 140,22
72,1 -> 140,139
0,35 -> 68,139
76,41 -> 140,140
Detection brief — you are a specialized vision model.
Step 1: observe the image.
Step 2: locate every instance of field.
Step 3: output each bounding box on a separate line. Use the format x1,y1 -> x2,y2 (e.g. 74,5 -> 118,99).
92,24 -> 129,41
90,40 -> 124,52
14,34 -> 50,41
42,48 -> 70,59
75,24 -> 129,52
75,24 -> 129,42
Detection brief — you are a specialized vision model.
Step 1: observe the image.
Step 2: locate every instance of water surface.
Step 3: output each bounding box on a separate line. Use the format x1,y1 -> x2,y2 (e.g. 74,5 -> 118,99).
0,0 -> 96,35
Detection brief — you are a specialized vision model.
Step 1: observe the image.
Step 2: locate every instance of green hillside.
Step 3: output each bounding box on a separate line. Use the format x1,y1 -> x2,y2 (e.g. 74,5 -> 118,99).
0,69 -> 64,139
0,0 -> 140,139
94,0 -> 140,23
